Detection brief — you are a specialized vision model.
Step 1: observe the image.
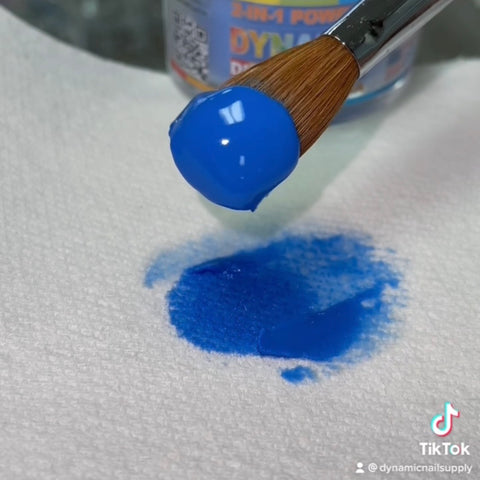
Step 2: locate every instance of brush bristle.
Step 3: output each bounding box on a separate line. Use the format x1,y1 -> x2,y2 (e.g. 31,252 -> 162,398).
224,36 -> 359,154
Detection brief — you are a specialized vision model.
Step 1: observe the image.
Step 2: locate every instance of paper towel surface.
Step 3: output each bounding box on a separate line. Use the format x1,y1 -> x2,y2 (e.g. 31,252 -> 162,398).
1,8 -> 479,479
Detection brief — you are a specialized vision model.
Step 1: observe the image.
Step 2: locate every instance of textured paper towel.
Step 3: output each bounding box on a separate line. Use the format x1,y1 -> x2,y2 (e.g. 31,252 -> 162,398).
1,8 -> 479,480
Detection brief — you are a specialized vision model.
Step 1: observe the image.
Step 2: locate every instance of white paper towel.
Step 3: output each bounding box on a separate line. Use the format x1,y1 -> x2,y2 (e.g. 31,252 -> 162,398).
1,8 -> 479,480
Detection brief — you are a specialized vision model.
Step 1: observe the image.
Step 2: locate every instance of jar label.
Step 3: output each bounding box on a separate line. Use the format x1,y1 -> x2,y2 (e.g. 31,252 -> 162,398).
166,0 -> 418,105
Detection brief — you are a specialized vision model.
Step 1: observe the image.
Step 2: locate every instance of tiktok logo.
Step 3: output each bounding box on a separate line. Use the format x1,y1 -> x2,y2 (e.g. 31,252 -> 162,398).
431,402 -> 460,437
420,403 -> 467,456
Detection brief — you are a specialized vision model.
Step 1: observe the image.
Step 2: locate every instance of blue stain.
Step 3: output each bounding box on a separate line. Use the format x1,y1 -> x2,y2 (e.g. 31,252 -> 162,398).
146,234 -> 402,383
169,87 -> 300,211
281,366 -> 317,384
258,285 -> 382,361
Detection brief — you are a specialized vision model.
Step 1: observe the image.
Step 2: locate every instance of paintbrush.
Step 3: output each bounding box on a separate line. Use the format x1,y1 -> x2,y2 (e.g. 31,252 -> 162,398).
223,0 -> 453,155
170,0 -> 454,211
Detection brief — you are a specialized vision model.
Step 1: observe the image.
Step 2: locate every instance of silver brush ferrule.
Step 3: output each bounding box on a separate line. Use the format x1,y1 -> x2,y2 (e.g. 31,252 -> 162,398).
326,0 -> 454,76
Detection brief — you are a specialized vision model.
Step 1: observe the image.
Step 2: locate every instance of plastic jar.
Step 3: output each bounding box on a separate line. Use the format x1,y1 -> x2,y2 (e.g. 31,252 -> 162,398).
164,0 -> 419,120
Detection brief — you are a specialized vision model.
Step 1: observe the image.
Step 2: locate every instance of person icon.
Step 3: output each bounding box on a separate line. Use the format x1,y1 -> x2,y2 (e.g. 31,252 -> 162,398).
355,462 -> 365,474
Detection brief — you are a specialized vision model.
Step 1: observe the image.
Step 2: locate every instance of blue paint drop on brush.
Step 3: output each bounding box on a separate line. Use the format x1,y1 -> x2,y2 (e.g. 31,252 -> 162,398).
149,235 -> 402,383
169,87 -> 300,211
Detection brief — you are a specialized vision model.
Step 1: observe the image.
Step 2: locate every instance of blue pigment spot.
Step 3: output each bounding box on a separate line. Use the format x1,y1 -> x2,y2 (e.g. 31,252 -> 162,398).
146,234 -> 402,383
169,86 -> 300,211
281,366 -> 317,384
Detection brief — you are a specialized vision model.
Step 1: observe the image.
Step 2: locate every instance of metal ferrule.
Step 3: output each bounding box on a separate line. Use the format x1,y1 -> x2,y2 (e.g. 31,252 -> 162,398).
326,0 -> 454,76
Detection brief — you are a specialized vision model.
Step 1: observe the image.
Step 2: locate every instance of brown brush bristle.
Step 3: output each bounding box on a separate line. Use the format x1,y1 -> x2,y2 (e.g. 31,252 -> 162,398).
223,36 -> 359,155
